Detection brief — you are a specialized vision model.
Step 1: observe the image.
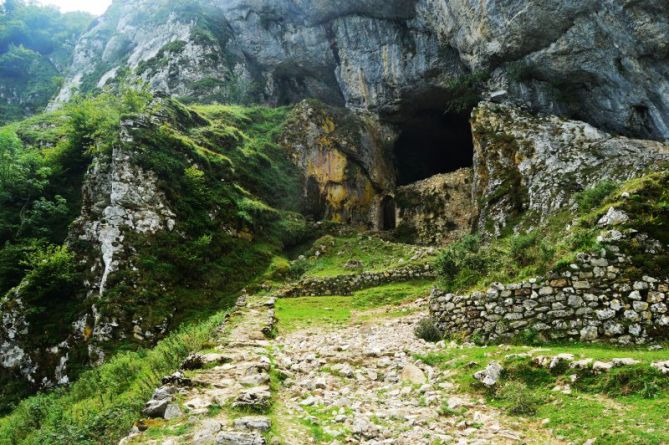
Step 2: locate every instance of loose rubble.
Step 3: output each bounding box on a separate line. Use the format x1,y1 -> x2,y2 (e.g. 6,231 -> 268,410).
272,307 -> 559,444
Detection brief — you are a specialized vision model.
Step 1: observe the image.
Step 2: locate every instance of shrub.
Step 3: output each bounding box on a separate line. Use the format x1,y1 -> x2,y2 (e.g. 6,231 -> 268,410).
509,233 -> 537,266
414,318 -> 442,342
575,180 -> 617,211
495,381 -> 542,416
435,235 -> 482,280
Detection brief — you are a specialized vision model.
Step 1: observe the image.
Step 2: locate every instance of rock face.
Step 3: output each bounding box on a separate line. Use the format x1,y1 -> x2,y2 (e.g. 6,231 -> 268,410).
471,102 -> 669,236
395,169 -> 474,245
280,100 -> 395,226
0,107 -> 179,387
54,0 -> 669,139
74,119 -> 176,298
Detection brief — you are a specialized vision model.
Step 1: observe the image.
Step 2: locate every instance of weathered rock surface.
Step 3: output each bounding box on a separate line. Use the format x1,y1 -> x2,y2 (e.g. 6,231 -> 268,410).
54,0 -> 669,139
471,102 -> 669,235
280,100 -> 395,226
395,169 -> 474,245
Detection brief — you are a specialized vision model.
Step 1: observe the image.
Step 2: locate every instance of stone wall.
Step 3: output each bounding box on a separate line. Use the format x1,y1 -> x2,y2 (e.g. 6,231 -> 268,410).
279,264 -> 436,298
430,232 -> 669,345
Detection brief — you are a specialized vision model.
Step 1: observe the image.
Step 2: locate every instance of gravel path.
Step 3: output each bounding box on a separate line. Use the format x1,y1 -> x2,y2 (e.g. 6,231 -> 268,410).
272,302 -> 561,445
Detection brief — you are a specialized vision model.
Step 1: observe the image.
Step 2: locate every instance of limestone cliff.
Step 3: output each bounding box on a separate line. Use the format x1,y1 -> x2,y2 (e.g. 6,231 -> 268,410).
280,100 -> 395,227
54,0 -> 669,139
471,102 -> 669,236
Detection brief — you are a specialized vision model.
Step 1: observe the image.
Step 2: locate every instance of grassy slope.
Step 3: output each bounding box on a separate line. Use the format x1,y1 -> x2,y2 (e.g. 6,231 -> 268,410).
0,311 -> 228,444
434,172 -> 669,295
0,96 -> 306,439
417,344 -> 669,445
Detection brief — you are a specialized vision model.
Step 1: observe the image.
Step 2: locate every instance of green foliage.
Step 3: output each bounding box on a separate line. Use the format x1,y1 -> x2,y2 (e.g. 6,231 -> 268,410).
0,0 -> 93,123
493,381 -> 541,416
575,180 -> 618,211
444,70 -> 490,113
0,310 -> 228,444
414,318 -> 443,342
435,235 -> 488,290
509,233 -> 537,266
0,86 -> 152,296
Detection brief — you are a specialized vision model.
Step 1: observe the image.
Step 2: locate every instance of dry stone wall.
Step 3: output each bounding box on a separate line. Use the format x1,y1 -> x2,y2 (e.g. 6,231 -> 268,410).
430,231 -> 669,345
279,264 -> 436,298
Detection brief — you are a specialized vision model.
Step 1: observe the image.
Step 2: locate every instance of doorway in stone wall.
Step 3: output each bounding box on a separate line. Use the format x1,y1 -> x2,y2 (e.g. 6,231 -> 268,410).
380,195 -> 396,230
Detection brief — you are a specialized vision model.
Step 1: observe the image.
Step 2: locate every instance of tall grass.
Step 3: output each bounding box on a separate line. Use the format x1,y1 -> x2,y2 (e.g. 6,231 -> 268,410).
0,310 -> 228,444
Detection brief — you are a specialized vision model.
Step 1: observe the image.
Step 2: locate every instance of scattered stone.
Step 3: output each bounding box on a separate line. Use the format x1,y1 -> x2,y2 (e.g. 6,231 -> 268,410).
473,362 -> 503,387
141,386 -> 176,418
163,403 -> 182,420
592,361 -> 614,373
216,431 -> 265,445
598,207 -> 629,227
651,361 -> 669,375
233,386 -> 271,410
612,358 -> 640,367
233,416 -> 272,432
401,363 -> 427,384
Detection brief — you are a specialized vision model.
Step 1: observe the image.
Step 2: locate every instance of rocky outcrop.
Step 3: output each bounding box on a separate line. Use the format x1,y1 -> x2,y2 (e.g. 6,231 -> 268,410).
74,120 -> 176,297
281,100 -> 395,226
0,108 -> 179,388
395,169 -> 474,245
430,230 -> 669,345
54,0 -> 669,139
471,102 -> 669,236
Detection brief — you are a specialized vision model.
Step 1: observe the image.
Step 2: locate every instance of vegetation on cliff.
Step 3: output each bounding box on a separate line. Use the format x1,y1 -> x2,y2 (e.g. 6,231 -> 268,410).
0,0 -> 93,123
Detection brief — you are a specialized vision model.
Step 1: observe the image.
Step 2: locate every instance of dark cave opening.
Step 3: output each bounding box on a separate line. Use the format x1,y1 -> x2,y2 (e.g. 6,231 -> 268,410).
393,110 -> 474,186
380,196 -> 396,231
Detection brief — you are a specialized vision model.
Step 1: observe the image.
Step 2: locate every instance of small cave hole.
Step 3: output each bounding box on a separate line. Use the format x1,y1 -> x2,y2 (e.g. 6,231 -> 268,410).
380,196 -> 396,230
393,110 -> 474,186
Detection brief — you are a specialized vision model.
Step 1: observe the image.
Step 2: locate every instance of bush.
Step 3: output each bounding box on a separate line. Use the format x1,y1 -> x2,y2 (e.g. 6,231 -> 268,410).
575,180 -> 617,211
509,233 -> 537,266
414,318 -> 442,342
435,235 -> 489,290
495,381 -> 542,416
435,235 -> 482,280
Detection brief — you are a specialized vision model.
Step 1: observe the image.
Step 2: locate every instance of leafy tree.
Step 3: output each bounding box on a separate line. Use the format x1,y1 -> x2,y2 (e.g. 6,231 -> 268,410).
0,0 -> 93,123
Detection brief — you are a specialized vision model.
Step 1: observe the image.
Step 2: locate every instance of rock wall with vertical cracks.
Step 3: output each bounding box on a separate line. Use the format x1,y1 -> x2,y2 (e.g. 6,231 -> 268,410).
53,0 -> 669,140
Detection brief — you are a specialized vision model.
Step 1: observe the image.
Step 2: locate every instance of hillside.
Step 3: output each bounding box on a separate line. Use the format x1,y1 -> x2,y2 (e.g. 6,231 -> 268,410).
0,1 -> 668,444
0,1 -> 93,123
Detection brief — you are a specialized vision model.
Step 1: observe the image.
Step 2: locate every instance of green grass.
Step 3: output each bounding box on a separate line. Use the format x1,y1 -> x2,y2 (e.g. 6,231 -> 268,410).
292,234 -> 430,278
276,296 -> 352,333
350,280 -> 433,308
416,344 -> 669,445
275,280 -> 433,333
0,310 -> 228,444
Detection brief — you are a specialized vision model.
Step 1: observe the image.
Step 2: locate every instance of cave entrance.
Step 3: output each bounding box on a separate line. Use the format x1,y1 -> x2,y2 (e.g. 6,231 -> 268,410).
380,196 -> 396,230
393,110 -> 474,186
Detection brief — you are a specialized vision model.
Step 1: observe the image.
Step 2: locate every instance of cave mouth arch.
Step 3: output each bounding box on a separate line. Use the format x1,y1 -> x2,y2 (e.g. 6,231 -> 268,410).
393,109 -> 474,186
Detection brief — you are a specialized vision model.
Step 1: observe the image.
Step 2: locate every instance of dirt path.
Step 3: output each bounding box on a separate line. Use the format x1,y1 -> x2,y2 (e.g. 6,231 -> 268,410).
271,302 -> 562,444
